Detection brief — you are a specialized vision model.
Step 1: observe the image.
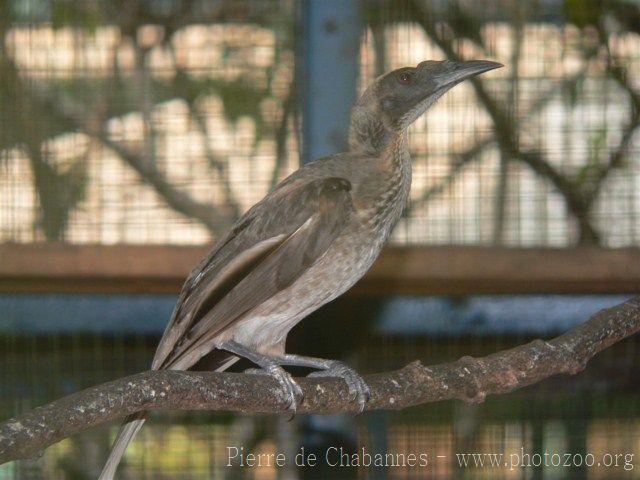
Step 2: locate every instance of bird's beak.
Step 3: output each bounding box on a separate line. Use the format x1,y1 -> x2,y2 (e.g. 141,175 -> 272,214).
426,60 -> 503,92
393,59 -> 503,130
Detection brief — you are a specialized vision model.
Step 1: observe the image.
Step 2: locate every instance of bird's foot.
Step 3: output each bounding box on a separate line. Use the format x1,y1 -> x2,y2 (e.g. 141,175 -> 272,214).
308,361 -> 370,413
245,364 -> 304,414
218,341 -> 304,416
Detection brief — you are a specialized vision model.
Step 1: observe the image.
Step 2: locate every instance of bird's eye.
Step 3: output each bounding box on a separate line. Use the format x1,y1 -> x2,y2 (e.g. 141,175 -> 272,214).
397,72 -> 413,85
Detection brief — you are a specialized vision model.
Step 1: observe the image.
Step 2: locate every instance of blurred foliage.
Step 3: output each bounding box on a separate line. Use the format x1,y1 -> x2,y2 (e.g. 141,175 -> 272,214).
0,0 -> 639,244
563,0 -> 604,29
30,153 -> 88,241
576,126 -> 608,189
564,0 -> 640,33
215,77 -> 270,125
445,0 -> 484,47
0,0 -> 294,238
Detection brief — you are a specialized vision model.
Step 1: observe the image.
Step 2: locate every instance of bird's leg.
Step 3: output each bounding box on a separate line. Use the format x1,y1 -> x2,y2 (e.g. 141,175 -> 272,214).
276,354 -> 371,413
218,341 -> 304,413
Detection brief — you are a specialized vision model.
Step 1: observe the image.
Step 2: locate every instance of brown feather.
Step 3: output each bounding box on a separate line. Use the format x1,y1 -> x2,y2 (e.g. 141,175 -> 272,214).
155,177 -> 353,370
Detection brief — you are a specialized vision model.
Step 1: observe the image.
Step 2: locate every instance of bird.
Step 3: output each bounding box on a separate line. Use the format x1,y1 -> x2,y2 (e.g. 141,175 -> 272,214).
98,58 -> 502,479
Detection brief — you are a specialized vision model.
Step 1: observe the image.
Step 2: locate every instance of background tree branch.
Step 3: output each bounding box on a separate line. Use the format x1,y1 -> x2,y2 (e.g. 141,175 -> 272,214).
1,296 -> 638,465
407,0 -> 602,243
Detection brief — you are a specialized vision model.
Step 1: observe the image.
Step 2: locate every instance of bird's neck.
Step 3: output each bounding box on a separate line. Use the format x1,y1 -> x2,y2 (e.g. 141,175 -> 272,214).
377,130 -> 410,179
349,105 -> 409,174
349,105 -> 411,183
381,130 -> 412,201
348,117 -> 394,154
348,99 -> 412,209
360,131 -> 412,242
348,90 -> 401,155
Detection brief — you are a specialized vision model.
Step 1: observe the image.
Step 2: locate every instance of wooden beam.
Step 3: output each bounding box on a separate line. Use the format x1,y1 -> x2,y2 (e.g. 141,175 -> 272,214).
353,246 -> 640,295
0,243 -> 638,295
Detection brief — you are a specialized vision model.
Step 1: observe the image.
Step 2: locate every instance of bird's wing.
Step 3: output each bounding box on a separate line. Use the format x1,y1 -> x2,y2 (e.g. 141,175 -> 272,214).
152,176 -> 354,370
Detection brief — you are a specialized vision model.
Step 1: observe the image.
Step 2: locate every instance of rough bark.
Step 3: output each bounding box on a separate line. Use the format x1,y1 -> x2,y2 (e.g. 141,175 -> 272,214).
1,296 -> 639,464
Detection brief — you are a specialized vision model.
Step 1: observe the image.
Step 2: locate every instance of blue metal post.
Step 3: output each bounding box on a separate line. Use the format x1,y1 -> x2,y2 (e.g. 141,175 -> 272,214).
297,6 -> 364,473
299,0 -> 361,164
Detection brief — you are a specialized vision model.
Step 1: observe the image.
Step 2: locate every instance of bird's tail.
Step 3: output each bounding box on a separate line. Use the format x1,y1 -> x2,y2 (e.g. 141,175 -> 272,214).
98,411 -> 147,480
98,351 -> 238,479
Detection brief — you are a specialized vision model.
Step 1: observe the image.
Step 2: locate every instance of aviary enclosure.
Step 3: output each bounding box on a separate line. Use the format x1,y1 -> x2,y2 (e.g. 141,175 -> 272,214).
0,0 -> 639,478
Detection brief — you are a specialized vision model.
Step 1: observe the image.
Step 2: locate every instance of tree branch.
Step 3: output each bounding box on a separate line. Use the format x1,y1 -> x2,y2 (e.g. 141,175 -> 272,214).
0,45 -> 235,235
408,0 -> 601,243
582,29 -> 640,207
1,297 -> 638,464
406,66 -> 586,214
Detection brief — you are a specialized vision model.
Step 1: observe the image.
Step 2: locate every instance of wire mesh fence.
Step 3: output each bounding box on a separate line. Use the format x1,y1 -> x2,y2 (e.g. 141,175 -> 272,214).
1,1 -> 640,479
2,317 -> 639,479
0,0 -> 298,245
1,0 -> 638,247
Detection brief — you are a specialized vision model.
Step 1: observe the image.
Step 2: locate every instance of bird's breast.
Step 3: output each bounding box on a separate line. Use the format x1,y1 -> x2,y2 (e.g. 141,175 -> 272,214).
229,222 -> 389,353
230,148 -> 412,353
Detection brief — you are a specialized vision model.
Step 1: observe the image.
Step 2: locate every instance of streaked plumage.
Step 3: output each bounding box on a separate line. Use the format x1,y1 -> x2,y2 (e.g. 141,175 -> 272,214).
99,59 -> 502,480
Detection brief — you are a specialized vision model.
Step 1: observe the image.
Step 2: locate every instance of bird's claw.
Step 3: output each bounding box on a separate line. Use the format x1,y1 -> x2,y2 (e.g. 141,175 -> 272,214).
245,364 -> 303,416
309,361 -> 370,413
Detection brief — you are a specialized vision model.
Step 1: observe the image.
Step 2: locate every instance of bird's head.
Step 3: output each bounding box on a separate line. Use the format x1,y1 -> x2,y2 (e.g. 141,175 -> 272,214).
349,59 -> 503,152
